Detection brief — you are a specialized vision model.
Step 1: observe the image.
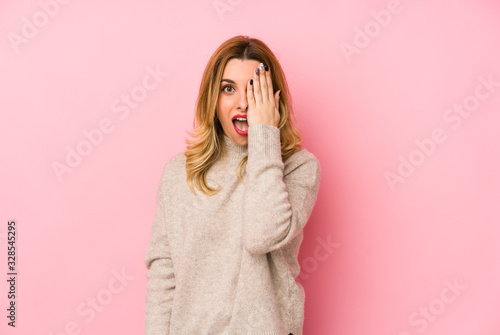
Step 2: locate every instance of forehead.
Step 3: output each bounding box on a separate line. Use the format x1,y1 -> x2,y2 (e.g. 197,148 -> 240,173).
222,58 -> 260,82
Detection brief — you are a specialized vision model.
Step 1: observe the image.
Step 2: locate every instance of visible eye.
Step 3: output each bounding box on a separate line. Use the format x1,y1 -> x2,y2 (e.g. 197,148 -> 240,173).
222,85 -> 235,93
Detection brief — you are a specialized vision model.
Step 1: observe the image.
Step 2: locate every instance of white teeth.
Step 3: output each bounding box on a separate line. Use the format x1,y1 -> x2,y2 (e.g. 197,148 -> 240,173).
234,117 -> 247,121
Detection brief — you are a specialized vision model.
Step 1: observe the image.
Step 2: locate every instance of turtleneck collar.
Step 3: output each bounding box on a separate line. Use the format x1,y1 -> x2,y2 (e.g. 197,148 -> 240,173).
222,133 -> 248,162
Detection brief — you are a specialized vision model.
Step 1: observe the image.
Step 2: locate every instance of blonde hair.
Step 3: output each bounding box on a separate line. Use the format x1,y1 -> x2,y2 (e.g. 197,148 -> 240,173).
184,35 -> 303,196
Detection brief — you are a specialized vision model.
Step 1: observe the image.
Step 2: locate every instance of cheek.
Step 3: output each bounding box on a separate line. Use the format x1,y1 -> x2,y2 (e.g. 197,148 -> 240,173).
217,97 -> 233,118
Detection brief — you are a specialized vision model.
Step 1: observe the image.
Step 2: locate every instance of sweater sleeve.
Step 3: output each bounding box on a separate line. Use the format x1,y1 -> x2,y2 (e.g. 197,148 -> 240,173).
242,123 -> 322,255
144,169 -> 176,334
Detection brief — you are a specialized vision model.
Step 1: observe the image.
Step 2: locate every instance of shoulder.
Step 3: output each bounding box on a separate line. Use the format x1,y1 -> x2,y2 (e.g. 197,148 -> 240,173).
159,151 -> 186,186
283,147 -> 321,181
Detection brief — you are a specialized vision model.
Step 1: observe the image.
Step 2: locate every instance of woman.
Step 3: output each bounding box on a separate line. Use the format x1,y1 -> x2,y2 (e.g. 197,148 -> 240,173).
144,35 -> 321,335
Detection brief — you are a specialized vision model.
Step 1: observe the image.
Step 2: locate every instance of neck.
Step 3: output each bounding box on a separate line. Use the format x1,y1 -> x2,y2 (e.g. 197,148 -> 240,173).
222,133 -> 248,162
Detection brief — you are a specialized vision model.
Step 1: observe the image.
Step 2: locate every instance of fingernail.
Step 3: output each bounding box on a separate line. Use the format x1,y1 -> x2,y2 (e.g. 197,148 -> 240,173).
250,79 -> 253,85
259,63 -> 264,70
265,65 -> 269,72
255,68 -> 260,75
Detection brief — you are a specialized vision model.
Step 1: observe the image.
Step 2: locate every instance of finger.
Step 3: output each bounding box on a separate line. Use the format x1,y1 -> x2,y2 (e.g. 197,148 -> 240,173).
247,78 -> 255,110
264,65 -> 274,104
259,63 -> 269,103
253,66 -> 262,105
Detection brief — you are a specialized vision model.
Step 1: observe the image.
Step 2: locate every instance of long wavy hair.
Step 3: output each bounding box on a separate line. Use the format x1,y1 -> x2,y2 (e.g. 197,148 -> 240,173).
184,35 -> 303,196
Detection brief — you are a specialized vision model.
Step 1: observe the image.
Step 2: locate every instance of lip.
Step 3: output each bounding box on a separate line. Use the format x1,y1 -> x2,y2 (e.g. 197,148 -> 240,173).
232,114 -> 247,121
232,114 -> 248,136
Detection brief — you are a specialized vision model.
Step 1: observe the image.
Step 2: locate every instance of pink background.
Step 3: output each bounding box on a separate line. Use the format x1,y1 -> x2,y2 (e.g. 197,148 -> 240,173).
1,0 -> 499,334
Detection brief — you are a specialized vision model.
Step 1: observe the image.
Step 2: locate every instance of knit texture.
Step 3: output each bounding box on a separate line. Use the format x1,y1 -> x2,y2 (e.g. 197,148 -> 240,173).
144,123 -> 321,335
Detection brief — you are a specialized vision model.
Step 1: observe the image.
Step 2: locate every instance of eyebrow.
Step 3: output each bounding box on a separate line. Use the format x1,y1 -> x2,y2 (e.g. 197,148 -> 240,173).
221,79 -> 236,84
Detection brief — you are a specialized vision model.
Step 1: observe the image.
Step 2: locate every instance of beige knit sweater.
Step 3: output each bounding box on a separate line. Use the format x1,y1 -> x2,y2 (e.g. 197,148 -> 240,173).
144,123 -> 321,335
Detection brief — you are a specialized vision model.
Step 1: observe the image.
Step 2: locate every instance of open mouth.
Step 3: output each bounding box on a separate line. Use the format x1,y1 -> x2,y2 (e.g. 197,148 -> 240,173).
232,115 -> 248,134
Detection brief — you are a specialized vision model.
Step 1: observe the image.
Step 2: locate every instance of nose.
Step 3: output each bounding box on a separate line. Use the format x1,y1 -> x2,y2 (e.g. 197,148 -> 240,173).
237,90 -> 248,111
